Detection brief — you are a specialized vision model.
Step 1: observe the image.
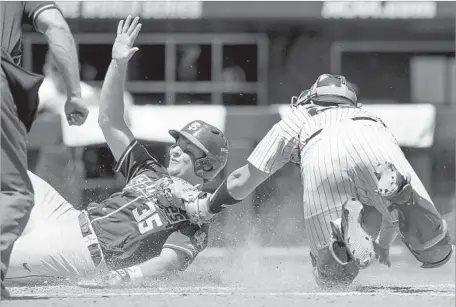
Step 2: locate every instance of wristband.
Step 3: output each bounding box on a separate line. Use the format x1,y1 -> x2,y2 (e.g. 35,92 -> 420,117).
208,179 -> 241,214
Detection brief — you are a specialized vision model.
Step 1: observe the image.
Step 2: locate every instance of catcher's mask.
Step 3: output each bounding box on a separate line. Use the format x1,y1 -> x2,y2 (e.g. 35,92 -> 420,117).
310,243 -> 359,288
169,120 -> 229,182
290,74 -> 358,109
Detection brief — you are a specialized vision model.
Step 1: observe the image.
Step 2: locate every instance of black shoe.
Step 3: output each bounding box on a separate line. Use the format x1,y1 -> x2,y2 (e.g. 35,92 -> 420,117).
1,284 -> 11,300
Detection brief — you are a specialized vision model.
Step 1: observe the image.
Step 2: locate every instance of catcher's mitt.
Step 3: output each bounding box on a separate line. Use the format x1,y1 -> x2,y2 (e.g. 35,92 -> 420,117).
374,161 -> 452,268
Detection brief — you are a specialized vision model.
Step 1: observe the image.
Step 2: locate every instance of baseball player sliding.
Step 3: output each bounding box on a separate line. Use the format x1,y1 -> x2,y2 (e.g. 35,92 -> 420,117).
185,74 -> 453,288
6,16 -> 229,288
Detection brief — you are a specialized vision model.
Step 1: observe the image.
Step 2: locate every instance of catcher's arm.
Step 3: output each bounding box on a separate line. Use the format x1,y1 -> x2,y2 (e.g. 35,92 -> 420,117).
208,118 -> 298,214
376,217 -> 399,249
184,118 -> 298,223
183,163 -> 270,224
373,217 -> 399,268
209,163 -> 269,212
227,163 -> 270,200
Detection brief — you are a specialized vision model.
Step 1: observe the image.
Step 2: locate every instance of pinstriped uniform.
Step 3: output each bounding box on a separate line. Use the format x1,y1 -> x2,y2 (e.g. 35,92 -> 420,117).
248,104 -> 433,255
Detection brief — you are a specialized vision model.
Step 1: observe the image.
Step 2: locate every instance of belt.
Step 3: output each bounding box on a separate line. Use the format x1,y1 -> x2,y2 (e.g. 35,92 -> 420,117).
306,116 -> 382,144
78,211 -> 104,267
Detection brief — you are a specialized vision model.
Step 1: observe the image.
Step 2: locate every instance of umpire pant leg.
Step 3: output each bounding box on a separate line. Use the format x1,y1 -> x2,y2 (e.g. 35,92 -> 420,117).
0,69 -> 34,285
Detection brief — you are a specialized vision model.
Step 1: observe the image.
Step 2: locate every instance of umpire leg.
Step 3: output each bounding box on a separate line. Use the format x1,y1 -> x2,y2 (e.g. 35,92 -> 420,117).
0,69 -> 34,297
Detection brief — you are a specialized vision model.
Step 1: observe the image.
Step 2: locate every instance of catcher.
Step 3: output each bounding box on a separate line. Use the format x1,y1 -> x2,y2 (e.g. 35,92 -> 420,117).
5,16 -> 229,288
184,74 -> 454,288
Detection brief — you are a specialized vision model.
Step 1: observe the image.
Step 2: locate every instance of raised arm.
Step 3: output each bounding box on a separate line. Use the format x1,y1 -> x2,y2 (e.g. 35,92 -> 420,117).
34,7 -> 88,126
97,16 -> 141,161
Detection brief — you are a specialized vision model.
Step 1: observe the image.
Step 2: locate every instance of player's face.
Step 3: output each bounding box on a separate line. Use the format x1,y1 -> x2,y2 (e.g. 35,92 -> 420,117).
167,137 -> 205,179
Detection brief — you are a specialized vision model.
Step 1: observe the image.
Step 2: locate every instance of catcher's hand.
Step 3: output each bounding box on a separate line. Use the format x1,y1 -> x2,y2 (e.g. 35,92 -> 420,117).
77,268 -> 138,289
373,240 -> 391,268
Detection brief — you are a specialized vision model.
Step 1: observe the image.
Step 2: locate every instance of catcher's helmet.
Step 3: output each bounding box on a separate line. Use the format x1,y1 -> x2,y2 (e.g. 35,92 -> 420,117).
310,244 -> 359,288
169,120 -> 229,181
291,74 -> 358,108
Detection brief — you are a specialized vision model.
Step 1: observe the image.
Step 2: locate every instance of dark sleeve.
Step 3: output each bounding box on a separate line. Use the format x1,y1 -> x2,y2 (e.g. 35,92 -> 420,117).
113,139 -> 168,183
163,223 -> 209,270
22,1 -> 62,30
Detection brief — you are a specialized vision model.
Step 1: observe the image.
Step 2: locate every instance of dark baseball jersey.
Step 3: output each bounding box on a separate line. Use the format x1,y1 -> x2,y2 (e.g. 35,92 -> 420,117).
1,1 -> 61,65
247,104 -> 434,254
87,139 -> 209,270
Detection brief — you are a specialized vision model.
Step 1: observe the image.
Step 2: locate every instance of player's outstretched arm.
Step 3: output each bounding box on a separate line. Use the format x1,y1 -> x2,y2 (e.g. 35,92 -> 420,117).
210,118 -> 298,213
134,248 -> 186,278
185,119 -> 298,224
77,248 -> 189,288
185,163 -> 271,225
35,7 -> 88,126
98,16 -> 142,162
208,163 -> 270,212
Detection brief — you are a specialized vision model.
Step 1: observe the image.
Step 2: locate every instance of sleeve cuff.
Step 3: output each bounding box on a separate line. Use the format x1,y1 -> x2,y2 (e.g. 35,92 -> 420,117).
32,4 -> 62,31
113,139 -> 138,172
247,156 -> 271,174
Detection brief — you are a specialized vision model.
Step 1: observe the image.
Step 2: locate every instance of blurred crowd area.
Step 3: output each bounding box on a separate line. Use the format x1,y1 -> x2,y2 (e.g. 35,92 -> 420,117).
24,1 -> 455,247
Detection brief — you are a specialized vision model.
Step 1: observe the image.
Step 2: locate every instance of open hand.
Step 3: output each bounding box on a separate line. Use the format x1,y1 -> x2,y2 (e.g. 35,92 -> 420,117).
373,240 -> 391,268
112,15 -> 142,64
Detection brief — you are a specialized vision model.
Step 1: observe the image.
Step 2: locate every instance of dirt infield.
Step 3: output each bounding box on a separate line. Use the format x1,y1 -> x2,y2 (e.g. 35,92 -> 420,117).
3,246 -> 455,307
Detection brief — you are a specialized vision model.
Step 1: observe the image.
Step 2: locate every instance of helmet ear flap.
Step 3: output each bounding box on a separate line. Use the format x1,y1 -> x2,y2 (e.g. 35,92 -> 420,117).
194,158 -> 214,180
201,159 -> 213,171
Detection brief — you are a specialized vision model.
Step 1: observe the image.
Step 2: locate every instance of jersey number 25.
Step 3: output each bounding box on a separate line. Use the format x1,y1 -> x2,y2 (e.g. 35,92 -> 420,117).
133,202 -> 163,234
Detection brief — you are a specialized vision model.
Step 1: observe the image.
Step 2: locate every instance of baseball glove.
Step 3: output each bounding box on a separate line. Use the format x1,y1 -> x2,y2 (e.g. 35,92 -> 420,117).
152,176 -> 217,225
374,162 -> 450,256
152,176 -> 203,210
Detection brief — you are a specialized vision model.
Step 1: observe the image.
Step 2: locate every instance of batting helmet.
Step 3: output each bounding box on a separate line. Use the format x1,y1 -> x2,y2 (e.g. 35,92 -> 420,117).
169,120 -> 229,181
291,74 -> 358,108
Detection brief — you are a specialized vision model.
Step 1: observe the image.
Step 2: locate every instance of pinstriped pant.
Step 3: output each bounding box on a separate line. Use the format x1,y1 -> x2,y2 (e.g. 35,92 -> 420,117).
300,119 -> 433,255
